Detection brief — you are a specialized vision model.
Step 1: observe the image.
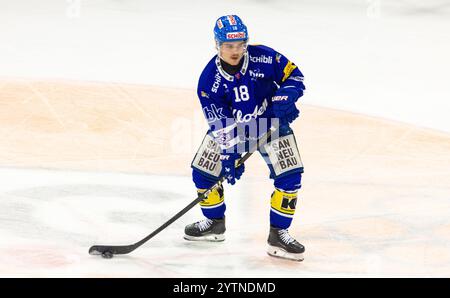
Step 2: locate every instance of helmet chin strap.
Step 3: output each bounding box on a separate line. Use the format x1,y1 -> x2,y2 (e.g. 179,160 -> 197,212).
215,40 -> 224,60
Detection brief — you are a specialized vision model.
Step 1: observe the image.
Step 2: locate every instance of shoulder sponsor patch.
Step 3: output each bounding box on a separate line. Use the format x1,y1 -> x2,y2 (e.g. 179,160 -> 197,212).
282,61 -> 297,82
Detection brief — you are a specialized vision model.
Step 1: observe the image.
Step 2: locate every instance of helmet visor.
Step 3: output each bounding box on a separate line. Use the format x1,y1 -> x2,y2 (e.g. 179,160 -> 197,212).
218,41 -> 248,52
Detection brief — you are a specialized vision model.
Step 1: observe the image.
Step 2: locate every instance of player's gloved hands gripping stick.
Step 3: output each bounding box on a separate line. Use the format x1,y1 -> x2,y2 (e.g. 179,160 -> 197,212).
220,153 -> 245,185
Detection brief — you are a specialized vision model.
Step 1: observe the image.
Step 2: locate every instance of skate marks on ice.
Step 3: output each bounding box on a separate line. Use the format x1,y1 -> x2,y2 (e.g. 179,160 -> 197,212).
2,171 -> 447,277
0,169 -> 309,277
0,80 -> 450,276
0,169 -> 197,277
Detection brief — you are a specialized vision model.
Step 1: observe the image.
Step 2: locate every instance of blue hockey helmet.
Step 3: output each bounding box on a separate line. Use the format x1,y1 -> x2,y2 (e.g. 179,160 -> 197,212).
214,15 -> 248,44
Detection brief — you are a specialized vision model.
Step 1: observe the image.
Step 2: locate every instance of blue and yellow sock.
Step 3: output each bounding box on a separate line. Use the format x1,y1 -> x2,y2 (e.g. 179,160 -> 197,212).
198,186 -> 226,219
270,188 -> 298,229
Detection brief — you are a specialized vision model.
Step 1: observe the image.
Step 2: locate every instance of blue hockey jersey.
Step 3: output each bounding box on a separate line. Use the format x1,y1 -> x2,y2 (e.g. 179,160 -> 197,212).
197,45 -> 305,153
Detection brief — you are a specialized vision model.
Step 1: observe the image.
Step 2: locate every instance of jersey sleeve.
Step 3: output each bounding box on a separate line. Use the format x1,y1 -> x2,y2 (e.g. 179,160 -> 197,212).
273,51 -> 305,97
197,74 -> 240,154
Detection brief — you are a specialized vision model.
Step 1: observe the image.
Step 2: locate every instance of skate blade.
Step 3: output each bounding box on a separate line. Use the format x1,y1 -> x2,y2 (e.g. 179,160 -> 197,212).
183,233 -> 225,242
267,245 -> 304,262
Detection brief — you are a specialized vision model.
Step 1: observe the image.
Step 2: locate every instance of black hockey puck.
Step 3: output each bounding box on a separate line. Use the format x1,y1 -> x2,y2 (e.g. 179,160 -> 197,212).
101,251 -> 114,259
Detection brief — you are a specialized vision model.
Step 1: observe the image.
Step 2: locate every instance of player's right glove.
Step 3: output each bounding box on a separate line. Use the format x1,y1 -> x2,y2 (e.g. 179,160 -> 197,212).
272,87 -> 302,126
220,153 -> 245,185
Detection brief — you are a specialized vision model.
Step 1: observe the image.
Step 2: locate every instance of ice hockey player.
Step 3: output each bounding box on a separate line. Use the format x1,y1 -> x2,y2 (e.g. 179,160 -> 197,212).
185,15 -> 306,261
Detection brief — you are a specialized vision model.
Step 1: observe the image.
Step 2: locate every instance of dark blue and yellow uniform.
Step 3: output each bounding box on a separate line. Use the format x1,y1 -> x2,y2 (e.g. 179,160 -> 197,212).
191,45 -> 305,229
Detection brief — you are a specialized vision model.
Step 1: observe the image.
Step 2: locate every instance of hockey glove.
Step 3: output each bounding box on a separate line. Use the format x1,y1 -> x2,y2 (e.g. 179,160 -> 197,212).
272,88 -> 302,126
220,153 -> 245,185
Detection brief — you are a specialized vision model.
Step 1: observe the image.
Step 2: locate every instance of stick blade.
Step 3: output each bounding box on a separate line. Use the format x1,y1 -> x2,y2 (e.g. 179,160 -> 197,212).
89,245 -> 134,256
88,245 -> 106,255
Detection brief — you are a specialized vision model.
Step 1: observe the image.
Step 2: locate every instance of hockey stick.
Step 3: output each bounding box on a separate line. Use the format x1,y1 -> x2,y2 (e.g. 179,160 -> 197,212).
89,125 -> 278,258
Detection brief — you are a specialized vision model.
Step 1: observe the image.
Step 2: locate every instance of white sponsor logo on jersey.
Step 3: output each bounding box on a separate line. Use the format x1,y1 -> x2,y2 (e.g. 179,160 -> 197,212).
249,69 -> 264,79
203,104 -> 226,123
249,55 -> 273,64
232,98 -> 268,123
211,71 -> 222,93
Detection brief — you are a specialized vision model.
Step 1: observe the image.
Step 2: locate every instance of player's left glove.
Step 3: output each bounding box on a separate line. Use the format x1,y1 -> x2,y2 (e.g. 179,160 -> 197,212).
272,88 -> 302,126
220,153 -> 245,185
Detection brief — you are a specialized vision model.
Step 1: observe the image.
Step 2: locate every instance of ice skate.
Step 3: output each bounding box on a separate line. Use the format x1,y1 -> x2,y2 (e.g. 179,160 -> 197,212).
267,226 -> 305,261
184,217 -> 226,242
